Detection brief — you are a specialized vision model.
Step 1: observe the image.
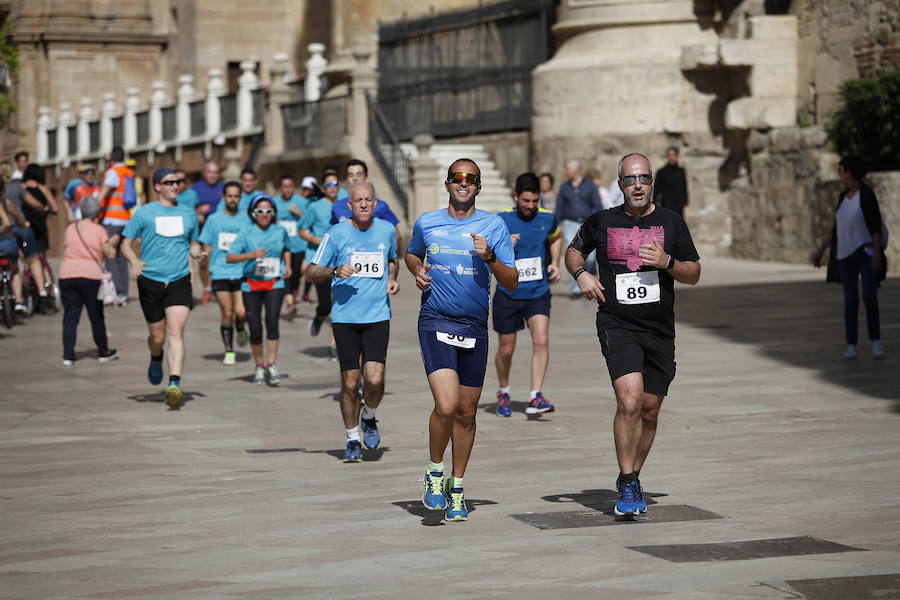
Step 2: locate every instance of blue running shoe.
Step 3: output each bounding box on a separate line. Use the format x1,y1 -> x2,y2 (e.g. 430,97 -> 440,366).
496,391 -> 512,417
360,417 -> 381,450
343,440 -> 362,463
444,481 -> 469,521
525,392 -> 554,414
148,357 -> 163,385
614,480 -> 641,516
423,470 -> 448,510
635,479 -> 647,514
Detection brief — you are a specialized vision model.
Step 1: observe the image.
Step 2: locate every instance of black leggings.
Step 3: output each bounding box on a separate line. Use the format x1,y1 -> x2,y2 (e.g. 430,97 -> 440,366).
314,279 -> 332,319
288,252 -> 304,296
242,288 -> 285,345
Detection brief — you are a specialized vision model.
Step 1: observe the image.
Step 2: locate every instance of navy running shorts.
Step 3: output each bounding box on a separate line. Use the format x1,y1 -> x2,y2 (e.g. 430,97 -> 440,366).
492,290 -> 551,334
418,329 -> 489,388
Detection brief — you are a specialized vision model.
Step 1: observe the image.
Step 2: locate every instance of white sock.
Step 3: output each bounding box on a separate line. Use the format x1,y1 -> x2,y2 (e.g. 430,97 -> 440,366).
361,405 -> 376,420
428,460 -> 444,474
499,386 -> 510,395
450,476 -> 464,489
346,426 -> 360,442
530,390 -> 540,400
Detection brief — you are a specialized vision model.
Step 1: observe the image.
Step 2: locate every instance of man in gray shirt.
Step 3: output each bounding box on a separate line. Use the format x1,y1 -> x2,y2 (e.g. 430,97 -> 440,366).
555,159 -> 603,295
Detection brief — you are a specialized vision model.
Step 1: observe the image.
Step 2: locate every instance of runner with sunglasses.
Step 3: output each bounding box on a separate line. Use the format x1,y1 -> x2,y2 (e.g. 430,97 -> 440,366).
198,181 -> 251,366
565,153 -> 701,517
406,158 -> 517,521
226,195 -> 291,385
121,169 -> 205,408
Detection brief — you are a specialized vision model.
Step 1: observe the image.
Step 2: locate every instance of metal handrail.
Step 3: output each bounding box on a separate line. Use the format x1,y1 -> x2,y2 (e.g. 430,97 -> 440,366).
367,92 -> 410,216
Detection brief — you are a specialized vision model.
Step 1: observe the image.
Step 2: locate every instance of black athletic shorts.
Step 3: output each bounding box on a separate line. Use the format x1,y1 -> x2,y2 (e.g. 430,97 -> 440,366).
211,279 -> 242,293
137,274 -> 193,323
492,290 -> 551,334
332,320 -> 390,372
597,323 -> 676,396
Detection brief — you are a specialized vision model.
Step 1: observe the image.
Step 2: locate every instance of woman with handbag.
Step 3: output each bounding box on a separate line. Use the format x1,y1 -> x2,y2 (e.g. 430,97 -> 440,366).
58,194 -> 119,366
813,155 -> 887,359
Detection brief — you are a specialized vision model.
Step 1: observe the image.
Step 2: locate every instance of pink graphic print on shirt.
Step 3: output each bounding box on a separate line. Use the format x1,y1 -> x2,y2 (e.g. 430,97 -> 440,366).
607,226 -> 665,271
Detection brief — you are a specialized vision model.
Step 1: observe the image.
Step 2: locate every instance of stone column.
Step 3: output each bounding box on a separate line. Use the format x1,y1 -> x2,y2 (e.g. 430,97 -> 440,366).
148,81 -> 168,146
237,60 -> 259,132
305,43 -> 328,102
36,107 -> 54,163
77,98 -> 96,156
176,74 -> 196,141
348,48 -> 377,145
205,68 -> 225,139
266,53 -> 292,155
410,134 -> 440,218
123,87 -> 140,149
100,93 -> 117,153
57,102 -> 75,162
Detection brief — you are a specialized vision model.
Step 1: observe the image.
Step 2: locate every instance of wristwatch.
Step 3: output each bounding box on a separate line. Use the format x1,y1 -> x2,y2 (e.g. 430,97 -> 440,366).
331,266 -> 339,278
485,251 -> 496,264
664,254 -> 674,270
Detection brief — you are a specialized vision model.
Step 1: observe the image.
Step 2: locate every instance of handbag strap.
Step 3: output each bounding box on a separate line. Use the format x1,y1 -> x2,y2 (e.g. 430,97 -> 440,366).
73,221 -> 109,275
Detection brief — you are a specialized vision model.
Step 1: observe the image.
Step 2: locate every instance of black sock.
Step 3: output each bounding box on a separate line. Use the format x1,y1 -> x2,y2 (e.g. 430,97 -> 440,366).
235,318 -> 245,332
634,469 -> 640,481
169,375 -> 181,386
617,472 -> 637,486
151,351 -> 163,363
221,324 -> 234,349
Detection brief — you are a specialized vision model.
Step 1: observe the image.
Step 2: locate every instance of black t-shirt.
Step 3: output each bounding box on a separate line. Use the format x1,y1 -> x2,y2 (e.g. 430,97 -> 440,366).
569,205 -> 699,338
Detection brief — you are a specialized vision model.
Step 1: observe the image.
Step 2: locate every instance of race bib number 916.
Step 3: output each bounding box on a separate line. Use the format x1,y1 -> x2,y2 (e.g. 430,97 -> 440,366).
615,271 -> 661,305
350,251 -> 383,278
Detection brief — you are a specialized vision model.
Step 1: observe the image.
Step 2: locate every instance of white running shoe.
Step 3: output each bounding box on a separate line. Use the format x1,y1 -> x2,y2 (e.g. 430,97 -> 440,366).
844,344 -> 857,359
872,340 -> 885,358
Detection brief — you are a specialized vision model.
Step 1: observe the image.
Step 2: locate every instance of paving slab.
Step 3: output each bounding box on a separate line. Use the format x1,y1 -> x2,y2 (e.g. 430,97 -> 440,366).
1,258 -> 898,599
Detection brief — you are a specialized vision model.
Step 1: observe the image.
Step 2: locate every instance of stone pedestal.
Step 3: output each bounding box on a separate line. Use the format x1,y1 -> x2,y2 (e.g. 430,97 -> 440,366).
410,134 -> 441,219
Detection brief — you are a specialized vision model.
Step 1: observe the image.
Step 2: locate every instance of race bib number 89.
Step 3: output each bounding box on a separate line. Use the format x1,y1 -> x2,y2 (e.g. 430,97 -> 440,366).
436,331 -> 476,349
615,271 -> 661,305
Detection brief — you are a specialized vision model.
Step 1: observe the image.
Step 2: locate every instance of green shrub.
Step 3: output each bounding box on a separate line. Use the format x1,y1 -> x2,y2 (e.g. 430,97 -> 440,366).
826,69 -> 900,172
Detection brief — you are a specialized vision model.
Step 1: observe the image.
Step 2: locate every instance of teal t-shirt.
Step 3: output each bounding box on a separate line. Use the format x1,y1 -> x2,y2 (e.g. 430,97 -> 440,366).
297,198 -> 334,263
312,219 -> 397,324
122,202 -> 199,283
177,188 -> 200,210
228,223 -> 289,292
197,210 -> 252,280
273,193 -> 310,253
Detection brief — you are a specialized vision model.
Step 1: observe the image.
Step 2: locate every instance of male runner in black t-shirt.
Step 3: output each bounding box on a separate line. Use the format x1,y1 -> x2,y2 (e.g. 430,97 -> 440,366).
565,152 -> 701,517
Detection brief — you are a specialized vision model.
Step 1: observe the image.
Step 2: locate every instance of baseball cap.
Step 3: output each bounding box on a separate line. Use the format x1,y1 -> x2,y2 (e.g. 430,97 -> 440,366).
301,176 -> 317,189
78,163 -> 95,172
152,168 -> 177,185
125,158 -> 137,167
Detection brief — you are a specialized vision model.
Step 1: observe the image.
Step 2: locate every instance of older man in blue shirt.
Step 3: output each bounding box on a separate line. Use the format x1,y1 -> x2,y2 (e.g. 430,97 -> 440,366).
555,159 -> 603,295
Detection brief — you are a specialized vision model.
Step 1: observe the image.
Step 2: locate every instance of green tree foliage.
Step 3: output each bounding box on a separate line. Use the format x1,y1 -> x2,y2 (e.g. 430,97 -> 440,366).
826,69 -> 900,172
0,16 -> 19,131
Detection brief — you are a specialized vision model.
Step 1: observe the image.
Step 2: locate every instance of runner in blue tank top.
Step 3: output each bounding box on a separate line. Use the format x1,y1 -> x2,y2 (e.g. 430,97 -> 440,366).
198,181 -> 251,366
406,158 -> 518,521
493,172 -> 563,418
307,181 -> 399,462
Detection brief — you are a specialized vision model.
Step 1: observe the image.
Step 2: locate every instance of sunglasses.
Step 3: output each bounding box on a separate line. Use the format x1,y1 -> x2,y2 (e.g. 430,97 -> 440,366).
253,208 -> 275,215
324,181 -> 340,188
621,174 -> 652,186
159,180 -> 180,187
448,172 -> 480,186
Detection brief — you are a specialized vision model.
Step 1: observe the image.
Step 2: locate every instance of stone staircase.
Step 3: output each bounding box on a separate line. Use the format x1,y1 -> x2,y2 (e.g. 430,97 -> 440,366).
401,142 -> 515,214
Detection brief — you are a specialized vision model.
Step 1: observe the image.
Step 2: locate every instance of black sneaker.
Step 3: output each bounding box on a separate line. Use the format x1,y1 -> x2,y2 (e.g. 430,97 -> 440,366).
308,317 -> 323,337
98,349 -> 119,363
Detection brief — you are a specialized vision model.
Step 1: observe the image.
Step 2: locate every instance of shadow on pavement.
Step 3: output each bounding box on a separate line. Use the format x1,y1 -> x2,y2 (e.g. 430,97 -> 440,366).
393,498 -> 498,526
201,352 -> 252,363
676,277 -> 900,405
322,447 -> 390,461
126,390 -> 206,405
542,488 -> 666,514
481,400 -> 556,421
300,346 -> 333,359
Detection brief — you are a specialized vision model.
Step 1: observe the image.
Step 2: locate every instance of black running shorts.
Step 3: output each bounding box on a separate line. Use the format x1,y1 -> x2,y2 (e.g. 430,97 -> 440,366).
597,323 -> 676,396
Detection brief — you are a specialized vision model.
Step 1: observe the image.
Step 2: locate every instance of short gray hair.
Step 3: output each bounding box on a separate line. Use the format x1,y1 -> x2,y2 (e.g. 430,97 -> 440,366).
617,153 -> 653,178
79,194 -> 101,220
348,179 -> 376,199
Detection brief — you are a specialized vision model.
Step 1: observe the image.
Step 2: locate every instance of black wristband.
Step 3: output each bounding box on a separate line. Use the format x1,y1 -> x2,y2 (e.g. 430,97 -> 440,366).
664,254 -> 674,270
485,251 -> 496,264
573,267 -> 586,280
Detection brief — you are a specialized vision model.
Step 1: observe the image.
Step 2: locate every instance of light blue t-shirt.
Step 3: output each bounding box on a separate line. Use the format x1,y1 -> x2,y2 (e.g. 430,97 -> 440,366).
228,223 -> 289,293
122,202 -> 199,283
273,193 -> 310,254
312,219 -> 397,324
197,210 -> 252,281
63,178 -> 81,203
407,208 -> 515,338
496,207 -> 559,300
297,198 -> 335,263
177,188 -> 200,210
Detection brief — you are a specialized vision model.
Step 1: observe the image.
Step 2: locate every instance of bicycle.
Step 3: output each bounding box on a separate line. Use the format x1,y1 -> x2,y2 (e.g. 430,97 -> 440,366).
21,251 -> 62,315
0,253 -> 17,329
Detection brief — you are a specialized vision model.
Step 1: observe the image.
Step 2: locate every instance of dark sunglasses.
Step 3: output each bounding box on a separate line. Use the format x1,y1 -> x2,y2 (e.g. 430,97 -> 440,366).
448,172 -> 480,186
621,174 -> 652,186
159,180 -> 180,187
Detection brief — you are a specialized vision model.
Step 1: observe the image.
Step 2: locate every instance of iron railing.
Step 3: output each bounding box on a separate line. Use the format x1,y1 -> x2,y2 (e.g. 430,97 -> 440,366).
189,99 -> 205,137
220,94 -> 237,131
112,116 -> 124,147
89,122 -> 100,153
282,95 -> 349,152
161,106 -> 176,141
367,93 -> 410,216
378,0 -> 553,140
136,112 -> 149,145
47,130 -> 57,160
252,89 -> 264,128
67,126 -> 77,155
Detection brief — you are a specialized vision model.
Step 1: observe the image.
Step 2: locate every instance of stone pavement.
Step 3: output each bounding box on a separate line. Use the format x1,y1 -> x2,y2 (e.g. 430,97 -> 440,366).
1,258 -> 898,600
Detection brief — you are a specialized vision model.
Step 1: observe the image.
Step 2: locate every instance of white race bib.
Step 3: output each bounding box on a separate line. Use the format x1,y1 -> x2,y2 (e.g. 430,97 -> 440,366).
278,220 -> 297,237
436,331 -> 476,349
217,232 -> 237,252
350,251 -> 384,278
254,257 -> 280,277
615,271 -> 661,305
155,216 -> 183,237
515,256 -> 543,282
